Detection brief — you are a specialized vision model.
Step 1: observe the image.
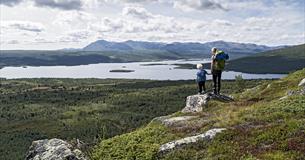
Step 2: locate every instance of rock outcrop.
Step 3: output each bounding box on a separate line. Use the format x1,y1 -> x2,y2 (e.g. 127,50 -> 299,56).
156,93 -> 233,154
182,93 -> 233,113
280,78 -> 305,100
182,94 -> 209,113
26,138 -> 87,160
298,78 -> 305,87
159,128 -> 226,154
153,115 -> 201,127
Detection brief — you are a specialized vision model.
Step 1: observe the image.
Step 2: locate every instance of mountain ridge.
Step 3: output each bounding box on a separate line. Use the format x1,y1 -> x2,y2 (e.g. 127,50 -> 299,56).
82,40 -> 285,57
226,44 -> 305,74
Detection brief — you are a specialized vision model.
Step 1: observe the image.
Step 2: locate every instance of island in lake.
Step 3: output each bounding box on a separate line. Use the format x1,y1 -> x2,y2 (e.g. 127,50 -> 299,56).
109,69 -> 135,73
140,63 -> 169,66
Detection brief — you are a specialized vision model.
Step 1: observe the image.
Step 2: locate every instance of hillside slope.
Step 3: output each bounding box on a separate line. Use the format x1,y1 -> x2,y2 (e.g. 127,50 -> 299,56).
92,69 -> 305,159
1,78 -> 265,160
226,44 -> 305,74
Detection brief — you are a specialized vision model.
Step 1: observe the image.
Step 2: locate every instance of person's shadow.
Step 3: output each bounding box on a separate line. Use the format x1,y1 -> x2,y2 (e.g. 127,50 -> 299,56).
203,89 -> 234,102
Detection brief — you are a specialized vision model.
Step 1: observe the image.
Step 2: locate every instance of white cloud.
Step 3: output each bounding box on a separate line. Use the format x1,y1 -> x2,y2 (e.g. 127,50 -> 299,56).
34,0 -> 83,10
93,6 -> 206,34
52,11 -> 96,28
0,0 -> 304,49
0,0 -> 84,10
0,0 -> 23,6
173,0 -> 228,12
58,30 -> 92,42
6,40 -> 20,44
1,21 -> 45,32
122,6 -> 154,19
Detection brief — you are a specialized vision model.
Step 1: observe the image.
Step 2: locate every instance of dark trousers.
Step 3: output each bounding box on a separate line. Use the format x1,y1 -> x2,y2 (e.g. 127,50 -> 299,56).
212,70 -> 222,94
198,81 -> 206,93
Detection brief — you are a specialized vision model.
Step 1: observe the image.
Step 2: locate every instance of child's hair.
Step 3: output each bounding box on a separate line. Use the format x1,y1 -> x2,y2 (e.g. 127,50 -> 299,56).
196,64 -> 203,69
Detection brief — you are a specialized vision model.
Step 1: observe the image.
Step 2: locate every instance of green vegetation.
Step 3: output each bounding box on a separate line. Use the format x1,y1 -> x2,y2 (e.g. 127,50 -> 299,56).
235,74 -> 246,92
227,44 -> 305,74
0,78 -> 263,160
92,123 -> 179,160
92,69 -> 305,159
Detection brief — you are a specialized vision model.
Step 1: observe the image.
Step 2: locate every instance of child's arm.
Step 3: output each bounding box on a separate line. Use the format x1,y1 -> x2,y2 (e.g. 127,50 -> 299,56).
205,70 -> 211,75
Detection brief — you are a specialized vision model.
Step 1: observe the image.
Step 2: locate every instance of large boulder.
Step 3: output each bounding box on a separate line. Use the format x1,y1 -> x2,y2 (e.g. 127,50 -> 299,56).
182,94 -> 209,113
182,93 -> 233,113
26,138 -> 87,160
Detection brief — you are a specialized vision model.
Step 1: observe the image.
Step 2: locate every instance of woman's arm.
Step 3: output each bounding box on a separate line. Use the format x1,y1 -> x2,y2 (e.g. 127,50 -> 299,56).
210,59 -> 214,71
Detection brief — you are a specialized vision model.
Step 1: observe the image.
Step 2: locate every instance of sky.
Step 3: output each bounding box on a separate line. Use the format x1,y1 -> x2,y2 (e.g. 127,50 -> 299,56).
0,0 -> 304,50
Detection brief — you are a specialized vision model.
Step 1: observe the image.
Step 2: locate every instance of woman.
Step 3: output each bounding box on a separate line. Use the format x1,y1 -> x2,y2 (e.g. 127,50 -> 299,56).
211,47 -> 229,95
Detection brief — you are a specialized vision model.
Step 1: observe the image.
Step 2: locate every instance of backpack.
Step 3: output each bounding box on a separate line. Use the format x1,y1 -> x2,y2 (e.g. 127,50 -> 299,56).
214,51 -> 229,70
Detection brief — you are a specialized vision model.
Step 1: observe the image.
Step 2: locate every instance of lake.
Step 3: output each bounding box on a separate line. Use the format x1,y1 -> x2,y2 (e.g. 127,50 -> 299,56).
0,60 -> 286,80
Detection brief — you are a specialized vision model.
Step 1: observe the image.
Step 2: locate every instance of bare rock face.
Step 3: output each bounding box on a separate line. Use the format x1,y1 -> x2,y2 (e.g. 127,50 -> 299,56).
182,93 -> 233,113
159,128 -> 226,154
26,138 -> 87,160
298,78 -> 305,87
182,94 -> 209,113
153,115 -> 199,127
161,116 -> 199,127
280,78 -> 305,100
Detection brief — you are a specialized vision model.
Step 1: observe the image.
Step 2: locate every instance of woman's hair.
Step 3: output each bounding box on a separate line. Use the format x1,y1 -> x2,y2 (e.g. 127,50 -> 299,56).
211,47 -> 217,53
197,63 -> 203,69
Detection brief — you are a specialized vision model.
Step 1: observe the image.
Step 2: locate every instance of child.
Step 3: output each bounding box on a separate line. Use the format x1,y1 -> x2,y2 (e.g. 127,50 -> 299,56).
196,64 -> 209,94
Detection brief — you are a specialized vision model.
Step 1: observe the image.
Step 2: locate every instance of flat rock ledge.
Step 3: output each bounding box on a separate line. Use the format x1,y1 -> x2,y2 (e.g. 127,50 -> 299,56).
182,93 -> 233,113
26,138 -> 87,160
159,128 -> 226,154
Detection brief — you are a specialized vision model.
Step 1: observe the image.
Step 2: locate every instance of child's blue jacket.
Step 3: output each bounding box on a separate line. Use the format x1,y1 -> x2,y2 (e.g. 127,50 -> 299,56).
196,69 -> 207,82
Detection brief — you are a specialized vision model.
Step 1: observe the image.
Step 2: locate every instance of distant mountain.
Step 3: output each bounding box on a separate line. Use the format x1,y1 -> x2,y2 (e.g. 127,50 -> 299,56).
124,40 -> 166,50
83,40 -> 133,51
59,48 -> 82,51
227,44 -> 305,74
82,40 -> 284,58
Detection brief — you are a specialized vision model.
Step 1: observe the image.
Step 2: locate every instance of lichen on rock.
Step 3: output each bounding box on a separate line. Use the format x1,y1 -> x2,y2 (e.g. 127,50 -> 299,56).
182,93 -> 233,113
158,128 -> 226,154
26,138 -> 87,160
